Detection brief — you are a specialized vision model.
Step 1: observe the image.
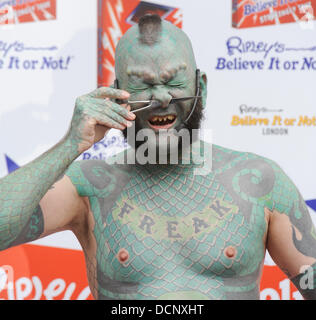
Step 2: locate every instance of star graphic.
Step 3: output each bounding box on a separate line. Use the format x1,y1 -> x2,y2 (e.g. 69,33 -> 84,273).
5,154 -> 20,173
306,199 -> 316,212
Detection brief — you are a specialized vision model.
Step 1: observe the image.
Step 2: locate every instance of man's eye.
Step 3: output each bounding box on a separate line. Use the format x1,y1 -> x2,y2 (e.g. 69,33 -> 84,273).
167,83 -> 185,88
128,86 -> 149,92
136,87 -> 149,90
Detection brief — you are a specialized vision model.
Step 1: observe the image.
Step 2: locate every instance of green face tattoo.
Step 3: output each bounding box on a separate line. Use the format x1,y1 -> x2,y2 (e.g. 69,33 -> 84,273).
115,17 -> 207,153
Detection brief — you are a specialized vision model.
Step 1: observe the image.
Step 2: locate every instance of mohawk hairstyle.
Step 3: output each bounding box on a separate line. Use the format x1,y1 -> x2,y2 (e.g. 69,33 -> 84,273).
138,14 -> 162,45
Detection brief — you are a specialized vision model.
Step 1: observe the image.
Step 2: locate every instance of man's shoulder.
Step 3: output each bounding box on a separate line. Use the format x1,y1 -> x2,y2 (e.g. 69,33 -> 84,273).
211,143 -> 269,172
211,143 -> 280,170
211,143 -> 247,161
212,144 -> 300,211
65,158 -> 131,197
211,144 -> 287,189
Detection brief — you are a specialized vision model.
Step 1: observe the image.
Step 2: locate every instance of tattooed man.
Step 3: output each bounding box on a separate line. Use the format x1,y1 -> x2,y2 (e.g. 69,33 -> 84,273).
1,15 -> 316,300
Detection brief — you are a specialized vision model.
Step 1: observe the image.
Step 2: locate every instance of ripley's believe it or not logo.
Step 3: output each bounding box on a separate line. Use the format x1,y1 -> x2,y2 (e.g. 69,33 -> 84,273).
230,104 -> 316,136
232,0 -> 316,29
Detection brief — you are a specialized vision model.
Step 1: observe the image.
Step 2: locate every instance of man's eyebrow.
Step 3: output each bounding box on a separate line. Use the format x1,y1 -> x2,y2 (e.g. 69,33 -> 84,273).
127,69 -> 154,79
159,64 -> 187,83
127,63 -> 187,82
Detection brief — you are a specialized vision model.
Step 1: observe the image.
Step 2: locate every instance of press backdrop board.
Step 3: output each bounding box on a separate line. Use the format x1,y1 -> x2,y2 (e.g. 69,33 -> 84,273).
0,0 -> 315,300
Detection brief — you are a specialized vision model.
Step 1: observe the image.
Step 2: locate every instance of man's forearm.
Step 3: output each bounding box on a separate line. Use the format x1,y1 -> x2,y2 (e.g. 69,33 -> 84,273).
0,85 -> 132,251
0,136 -> 79,250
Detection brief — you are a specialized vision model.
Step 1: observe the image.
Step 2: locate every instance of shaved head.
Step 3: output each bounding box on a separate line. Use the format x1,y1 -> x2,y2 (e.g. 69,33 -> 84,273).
115,16 -> 197,84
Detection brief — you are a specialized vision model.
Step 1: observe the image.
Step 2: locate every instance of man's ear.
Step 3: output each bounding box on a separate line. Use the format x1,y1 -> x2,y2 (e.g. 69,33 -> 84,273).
199,71 -> 208,109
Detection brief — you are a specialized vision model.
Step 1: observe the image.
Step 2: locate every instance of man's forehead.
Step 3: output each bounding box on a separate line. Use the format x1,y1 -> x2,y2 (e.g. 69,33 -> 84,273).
115,20 -> 196,77
126,35 -> 181,58
127,61 -> 187,73
127,48 -> 187,67
125,61 -> 187,83
123,39 -> 191,68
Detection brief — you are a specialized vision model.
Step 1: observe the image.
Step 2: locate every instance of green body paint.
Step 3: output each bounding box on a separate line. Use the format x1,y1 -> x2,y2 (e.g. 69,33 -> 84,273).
66,141 -> 299,300
0,138 -> 79,250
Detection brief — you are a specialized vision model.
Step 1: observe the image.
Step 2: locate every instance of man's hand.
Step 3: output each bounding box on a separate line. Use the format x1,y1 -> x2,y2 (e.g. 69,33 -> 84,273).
67,87 -> 136,154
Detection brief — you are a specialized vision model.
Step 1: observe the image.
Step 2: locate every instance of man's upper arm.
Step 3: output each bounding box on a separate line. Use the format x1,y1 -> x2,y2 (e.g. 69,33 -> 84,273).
266,160 -> 316,299
8,162 -> 88,248
39,172 -> 87,238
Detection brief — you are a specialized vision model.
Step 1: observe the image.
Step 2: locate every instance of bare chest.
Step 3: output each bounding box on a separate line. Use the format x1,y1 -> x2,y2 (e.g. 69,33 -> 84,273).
90,169 -> 268,299
72,150 -> 276,299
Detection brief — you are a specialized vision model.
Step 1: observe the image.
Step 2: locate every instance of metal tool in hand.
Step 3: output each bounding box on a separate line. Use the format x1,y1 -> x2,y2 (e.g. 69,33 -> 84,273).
127,96 -> 202,113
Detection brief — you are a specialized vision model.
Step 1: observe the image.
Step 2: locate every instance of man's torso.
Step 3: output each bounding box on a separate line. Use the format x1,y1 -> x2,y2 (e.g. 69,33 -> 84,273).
66,143 -> 279,300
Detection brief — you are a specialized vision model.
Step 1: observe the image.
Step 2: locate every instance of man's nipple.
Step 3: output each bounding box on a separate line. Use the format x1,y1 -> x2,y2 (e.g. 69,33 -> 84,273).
117,248 -> 129,263
224,246 -> 237,259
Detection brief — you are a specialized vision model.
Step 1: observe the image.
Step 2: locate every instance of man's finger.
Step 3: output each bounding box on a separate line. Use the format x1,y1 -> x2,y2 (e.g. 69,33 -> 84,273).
90,98 -> 135,120
90,87 -> 130,99
106,101 -> 135,120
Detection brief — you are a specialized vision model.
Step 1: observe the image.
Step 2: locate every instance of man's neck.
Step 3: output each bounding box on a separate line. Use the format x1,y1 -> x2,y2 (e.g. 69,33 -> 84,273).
135,139 -> 208,168
107,140 -> 211,174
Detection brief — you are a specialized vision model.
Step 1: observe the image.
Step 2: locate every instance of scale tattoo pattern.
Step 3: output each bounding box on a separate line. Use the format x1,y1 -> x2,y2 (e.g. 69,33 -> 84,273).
65,143 -> 314,300
0,138 -> 81,251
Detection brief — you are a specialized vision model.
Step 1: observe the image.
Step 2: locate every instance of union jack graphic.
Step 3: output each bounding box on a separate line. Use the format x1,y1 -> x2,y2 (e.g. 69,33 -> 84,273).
0,0 -> 56,26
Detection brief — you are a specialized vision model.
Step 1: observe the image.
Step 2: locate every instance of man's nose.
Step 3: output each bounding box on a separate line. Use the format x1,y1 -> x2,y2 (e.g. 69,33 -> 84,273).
151,86 -> 172,108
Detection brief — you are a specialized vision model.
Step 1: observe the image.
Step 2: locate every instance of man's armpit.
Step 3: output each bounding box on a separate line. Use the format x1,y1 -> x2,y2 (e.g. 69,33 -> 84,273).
8,205 -> 44,248
48,174 -> 65,190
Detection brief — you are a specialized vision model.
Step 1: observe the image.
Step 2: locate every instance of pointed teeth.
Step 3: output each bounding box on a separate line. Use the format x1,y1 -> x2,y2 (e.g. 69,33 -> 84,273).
149,115 -> 176,123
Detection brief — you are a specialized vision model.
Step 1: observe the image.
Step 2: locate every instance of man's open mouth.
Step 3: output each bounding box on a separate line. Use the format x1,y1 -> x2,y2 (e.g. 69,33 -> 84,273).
148,114 -> 177,129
